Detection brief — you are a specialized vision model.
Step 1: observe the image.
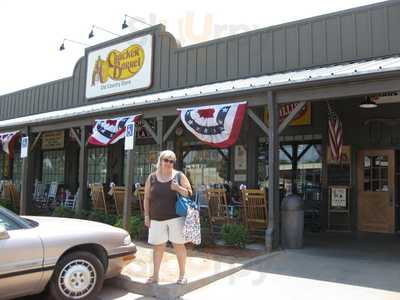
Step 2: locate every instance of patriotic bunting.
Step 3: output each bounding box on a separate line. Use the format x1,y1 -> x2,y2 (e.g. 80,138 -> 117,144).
178,102 -> 247,148
88,115 -> 140,146
327,103 -> 343,162
0,131 -> 20,159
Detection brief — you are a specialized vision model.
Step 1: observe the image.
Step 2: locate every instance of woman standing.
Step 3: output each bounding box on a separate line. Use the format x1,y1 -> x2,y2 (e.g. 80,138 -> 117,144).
144,150 -> 192,284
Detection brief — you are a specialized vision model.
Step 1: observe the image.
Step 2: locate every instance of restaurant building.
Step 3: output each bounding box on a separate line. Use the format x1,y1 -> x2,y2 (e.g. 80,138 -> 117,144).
1,0 -> 400,248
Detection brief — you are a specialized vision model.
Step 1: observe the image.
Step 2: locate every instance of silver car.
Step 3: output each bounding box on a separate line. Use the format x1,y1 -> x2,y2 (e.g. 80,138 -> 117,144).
0,206 -> 136,300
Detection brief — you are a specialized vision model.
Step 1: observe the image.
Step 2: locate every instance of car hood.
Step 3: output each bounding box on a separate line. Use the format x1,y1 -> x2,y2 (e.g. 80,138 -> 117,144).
25,216 -> 123,233
22,216 -> 130,248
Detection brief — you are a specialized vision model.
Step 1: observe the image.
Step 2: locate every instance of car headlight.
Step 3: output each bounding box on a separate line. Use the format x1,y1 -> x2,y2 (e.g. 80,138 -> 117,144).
123,234 -> 132,246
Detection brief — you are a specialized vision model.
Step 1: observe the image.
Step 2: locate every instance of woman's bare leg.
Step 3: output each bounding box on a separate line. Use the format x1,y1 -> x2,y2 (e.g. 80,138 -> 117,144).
152,243 -> 166,282
173,243 -> 187,280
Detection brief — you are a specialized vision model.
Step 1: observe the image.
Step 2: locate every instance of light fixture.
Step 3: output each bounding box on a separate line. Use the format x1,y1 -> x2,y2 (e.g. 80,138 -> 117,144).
360,96 -> 378,108
88,28 -> 94,39
122,14 -> 152,30
59,38 -> 89,51
122,18 -> 128,30
88,25 -> 120,39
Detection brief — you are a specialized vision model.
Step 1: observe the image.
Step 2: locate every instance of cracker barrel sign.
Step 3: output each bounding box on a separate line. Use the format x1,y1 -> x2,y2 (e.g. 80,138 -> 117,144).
264,102 -> 311,126
86,34 -> 153,99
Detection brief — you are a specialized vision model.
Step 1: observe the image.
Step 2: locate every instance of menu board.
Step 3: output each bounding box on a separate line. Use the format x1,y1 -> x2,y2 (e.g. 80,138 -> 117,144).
42,131 -> 65,150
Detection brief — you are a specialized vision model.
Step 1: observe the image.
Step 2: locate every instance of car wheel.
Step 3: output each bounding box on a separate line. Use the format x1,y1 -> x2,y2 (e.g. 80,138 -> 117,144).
49,251 -> 105,300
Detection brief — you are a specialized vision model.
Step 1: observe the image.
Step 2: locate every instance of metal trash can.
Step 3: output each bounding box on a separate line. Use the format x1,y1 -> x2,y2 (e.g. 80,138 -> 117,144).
281,194 -> 304,249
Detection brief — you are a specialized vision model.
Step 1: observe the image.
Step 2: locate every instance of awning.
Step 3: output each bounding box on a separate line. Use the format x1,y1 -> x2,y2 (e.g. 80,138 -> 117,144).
1,55 -> 400,129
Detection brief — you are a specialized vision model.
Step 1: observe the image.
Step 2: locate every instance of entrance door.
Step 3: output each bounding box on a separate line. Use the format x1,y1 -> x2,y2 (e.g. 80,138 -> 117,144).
357,149 -> 395,233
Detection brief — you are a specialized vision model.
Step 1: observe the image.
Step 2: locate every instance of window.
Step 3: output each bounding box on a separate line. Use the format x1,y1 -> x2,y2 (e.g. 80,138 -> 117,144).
88,147 -> 107,184
364,155 -> 389,192
42,150 -> 65,184
183,149 -> 230,188
124,144 -> 159,185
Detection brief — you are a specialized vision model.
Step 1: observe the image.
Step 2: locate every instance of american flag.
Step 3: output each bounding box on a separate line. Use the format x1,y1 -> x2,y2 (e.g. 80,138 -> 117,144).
328,103 -> 343,162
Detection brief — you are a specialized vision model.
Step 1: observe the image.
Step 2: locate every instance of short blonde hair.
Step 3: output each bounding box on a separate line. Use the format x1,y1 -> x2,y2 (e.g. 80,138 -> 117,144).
156,150 -> 176,172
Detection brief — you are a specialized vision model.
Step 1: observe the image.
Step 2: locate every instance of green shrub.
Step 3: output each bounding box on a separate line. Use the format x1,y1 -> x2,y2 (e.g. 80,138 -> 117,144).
221,223 -> 248,248
197,215 -> 213,248
74,209 -> 91,220
52,206 -> 75,218
0,198 -> 16,213
115,215 -> 144,240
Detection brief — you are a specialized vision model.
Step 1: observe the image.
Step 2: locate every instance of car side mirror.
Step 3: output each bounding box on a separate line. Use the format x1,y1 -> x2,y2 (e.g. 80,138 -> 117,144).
0,225 -> 9,240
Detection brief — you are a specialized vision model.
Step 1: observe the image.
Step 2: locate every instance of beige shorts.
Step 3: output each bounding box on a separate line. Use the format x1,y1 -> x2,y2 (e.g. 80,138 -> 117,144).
148,217 -> 186,245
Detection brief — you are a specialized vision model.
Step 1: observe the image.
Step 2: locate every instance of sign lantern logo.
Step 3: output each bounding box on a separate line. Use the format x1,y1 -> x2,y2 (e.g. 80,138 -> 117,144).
86,34 -> 153,99
91,44 -> 145,86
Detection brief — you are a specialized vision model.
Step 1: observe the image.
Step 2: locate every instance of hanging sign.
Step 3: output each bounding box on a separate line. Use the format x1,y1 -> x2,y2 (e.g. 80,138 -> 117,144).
88,115 -> 140,146
41,131 -> 65,150
330,186 -> 348,209
178,102 -> 247,148
124,122 -> 135,150
264,102 -> 311,126
21,136 -> 29,158
0,131 -> 20,159
235,145 -> 247,170
86,34 -> 153,99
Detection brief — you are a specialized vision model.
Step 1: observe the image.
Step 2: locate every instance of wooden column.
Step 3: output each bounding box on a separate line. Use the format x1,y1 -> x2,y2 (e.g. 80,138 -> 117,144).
157,116 -> 164,151
266,91 -> 280,251
123,142 -> 135,230
20,128 -> 30,215
77,126 -> 88,211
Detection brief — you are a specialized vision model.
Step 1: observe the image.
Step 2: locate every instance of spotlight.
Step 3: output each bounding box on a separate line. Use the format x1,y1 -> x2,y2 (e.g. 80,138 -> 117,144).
121,14 -> 152,30
88,27 -> 94,39
122,18 -> 128,30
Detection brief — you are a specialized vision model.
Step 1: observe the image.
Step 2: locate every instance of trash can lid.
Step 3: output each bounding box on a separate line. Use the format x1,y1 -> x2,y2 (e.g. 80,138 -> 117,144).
281,194 -> 304,210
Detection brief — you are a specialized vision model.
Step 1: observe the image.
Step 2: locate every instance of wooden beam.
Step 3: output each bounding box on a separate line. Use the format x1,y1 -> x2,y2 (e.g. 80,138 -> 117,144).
157,117 -> 164,150
247,109 -> 269,136
163,116 -> 180,143
266,91 -> 280,251
70,128 -> 82,148
29,132 -> 42,153
278,101 -> 306,134
20,128 -> 30,215
77,126 -> 88,211
142,119 -> 158,143
123,144 -> 135,230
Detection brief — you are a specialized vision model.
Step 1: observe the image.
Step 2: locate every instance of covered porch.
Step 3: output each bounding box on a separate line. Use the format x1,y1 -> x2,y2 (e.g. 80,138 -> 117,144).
1,55 -> 400,249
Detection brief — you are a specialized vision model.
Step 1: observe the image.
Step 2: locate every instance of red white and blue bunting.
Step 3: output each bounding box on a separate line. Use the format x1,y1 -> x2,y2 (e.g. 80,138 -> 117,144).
178,102 -> 247,148
0,131 -> 19,159
88,115 -> 140,146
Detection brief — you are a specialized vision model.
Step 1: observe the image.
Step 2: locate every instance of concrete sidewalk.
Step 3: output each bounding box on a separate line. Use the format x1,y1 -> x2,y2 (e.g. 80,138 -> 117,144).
182,233 -> 400,300
109,242 -> 271,299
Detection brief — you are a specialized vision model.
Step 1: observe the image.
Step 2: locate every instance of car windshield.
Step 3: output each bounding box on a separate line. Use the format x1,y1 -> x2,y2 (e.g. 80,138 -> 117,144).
0,206 -> 33,230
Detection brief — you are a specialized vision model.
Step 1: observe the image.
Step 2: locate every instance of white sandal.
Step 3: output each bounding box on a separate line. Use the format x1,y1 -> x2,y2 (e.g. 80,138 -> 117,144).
176,277 -> 188,285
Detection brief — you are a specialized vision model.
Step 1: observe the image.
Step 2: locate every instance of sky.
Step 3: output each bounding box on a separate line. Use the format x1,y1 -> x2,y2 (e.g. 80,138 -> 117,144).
0,0 -> 384,96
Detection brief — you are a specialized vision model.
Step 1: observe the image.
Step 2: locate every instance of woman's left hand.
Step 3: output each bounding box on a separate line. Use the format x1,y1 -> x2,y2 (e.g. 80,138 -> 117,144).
171,179 -> 180,192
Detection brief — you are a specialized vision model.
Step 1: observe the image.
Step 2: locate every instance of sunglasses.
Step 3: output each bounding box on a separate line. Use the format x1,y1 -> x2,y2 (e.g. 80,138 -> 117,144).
163,158 -> 175,164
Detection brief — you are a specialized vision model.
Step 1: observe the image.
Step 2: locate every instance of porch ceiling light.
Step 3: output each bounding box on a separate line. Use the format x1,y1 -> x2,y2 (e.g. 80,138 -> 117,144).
360,96 -> 378,109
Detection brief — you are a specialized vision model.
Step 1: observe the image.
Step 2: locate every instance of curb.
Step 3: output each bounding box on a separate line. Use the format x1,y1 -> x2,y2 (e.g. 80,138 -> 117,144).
109,251 -> 281,300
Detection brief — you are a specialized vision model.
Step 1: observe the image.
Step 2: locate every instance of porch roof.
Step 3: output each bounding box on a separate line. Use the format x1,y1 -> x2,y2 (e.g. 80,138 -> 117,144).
1,55 -> 400,130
